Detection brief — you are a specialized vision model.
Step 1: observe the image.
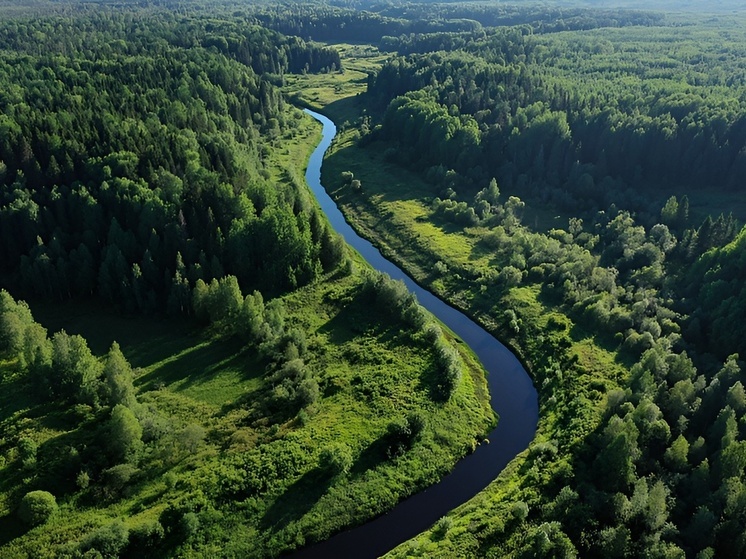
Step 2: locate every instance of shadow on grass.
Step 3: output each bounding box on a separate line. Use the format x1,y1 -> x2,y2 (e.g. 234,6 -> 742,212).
0,514 -> 28,547
28,298 -> 201,369
136,337 -> 250,392
260,468 -> 333,530
323,140 -> 430,205
316,288 -> 403,351
320,96 -> 364,126
349,436 -> 388,477
0,374 -> 33,423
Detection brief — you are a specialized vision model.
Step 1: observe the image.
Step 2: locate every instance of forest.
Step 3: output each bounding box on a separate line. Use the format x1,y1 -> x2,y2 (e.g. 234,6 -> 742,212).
282,1 -> 746,558
4,0 -> 746,558
0,5 -> 494,558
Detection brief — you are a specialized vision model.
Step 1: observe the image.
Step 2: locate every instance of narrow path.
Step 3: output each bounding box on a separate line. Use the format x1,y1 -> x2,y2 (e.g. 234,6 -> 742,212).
287,110 -> 539,559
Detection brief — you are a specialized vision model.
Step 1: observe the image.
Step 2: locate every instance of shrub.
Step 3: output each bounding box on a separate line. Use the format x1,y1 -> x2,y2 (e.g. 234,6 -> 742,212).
127,519 -> 165,552
433,339 -> 462,401
17,437 -> 37,470
340,170 -> 354,184
432,515 -> 453,540
18,490 -> 57,526
511,501 -> 529,521
384,413 -> 426,458
180,512 -> 200,540
80,519 -> 129,558
296,378 -> 320,408
318,443 -> 353,476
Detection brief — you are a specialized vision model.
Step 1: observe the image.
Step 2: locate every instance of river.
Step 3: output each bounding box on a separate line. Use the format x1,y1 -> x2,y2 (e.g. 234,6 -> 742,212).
287,110 -> 539,559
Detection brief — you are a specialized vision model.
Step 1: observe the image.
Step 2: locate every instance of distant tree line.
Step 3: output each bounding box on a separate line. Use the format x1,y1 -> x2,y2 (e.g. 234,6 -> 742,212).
366,25 -> 746,215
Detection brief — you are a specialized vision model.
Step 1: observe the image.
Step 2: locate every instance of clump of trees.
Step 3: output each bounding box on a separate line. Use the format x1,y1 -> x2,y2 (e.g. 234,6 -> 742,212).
1,290 -> 137,409
363,271 -> 428,330
367,24 -> 746,217
328,6 -> 746,556
384,412 -> 426,458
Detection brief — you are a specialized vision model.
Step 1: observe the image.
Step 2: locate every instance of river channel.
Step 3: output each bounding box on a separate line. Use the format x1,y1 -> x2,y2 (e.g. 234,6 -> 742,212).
288,110 -> 539,559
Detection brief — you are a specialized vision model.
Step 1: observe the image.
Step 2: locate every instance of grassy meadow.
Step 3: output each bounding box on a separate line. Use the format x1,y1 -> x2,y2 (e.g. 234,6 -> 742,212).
281,43 -> 641,556
0,103 -> 494,557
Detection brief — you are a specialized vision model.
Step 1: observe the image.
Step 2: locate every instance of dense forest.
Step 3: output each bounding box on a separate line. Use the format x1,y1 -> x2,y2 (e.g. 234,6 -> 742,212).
0,6 -> 494,558
5,0 -> 746,558
279,1 -> 746,557
0,11 -> 345,310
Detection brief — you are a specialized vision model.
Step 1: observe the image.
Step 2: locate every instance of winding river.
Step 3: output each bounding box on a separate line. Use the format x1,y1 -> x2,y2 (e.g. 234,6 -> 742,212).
289,110 -> 539,559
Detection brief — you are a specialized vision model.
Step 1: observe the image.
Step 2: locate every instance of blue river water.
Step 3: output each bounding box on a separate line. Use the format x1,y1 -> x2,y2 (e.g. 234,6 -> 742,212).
287,110 -> 539,559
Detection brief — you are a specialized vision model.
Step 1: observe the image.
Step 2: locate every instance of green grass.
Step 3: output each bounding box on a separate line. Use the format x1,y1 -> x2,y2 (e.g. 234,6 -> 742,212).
284,43 -> 389,123
1,266 -> 493,558
280,44 -> 642,558
1,82 -> 494,557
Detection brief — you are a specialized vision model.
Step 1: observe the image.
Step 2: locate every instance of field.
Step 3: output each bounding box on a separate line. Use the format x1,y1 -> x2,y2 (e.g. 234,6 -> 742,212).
0,98 -> 493,558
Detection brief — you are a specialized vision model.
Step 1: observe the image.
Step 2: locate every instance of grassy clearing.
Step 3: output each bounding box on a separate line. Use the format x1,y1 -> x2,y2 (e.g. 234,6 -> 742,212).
284,43 -> 389,123
1,79 -> 493,557
1,264 -> 493,558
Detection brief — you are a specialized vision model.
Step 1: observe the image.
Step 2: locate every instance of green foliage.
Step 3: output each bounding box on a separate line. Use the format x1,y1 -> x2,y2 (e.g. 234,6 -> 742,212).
80,519 -> 130,559
433,338 -> 463,401
108,404 -> 143,464
50,330 -> 103,405
0,11 -> 342,309
127,519 -> 165,554
432,515 -> 453,540
18,490 -> 57,526
0,253 -> 491,559
384,413 -> 426,458
102,342 -> 135,408
365,271 -> 428,330
318,442 -> 353,476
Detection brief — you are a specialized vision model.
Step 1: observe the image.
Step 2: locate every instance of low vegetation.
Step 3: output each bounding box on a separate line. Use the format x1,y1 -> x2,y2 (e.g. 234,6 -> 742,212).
0,6 -> 493,558
296,6 -> 746,556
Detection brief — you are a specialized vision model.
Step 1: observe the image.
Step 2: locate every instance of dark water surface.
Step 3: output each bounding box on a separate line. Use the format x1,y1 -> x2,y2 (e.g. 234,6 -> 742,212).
287,110 -> 539,559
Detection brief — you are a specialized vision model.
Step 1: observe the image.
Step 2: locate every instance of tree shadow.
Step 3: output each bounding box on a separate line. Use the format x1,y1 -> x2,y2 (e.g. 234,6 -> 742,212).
349,436 -> 389,477
136,337 -> 250,392
260,468 -> 332,530
0,513 -> 28,547
320,96 -> 365,126
316,287 -> 403,351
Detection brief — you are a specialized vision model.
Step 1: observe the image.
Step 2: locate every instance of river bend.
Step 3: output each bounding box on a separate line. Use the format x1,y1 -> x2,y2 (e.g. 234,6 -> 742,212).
289,110 -> 539,559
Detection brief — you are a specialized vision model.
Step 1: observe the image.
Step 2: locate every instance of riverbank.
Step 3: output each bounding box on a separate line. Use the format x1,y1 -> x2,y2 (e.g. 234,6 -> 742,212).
0,104 -> 493,558
278,51 -> 630,553
285,111 -> 536,558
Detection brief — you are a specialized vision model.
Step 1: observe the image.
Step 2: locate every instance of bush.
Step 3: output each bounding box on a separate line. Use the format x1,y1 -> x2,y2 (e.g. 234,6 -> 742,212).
384,413 -> 426,458
80,519 -> 129,558
127,519 -> 165,552
432,515 -> 453,540
296,378 -> 320,408
180,512 -> 200,540
511,501 -> 529,521
318,442 -> 353,476
340,170 -> 354,184
18,490 -> 57,526
102,463 -> 139,498
17,437 -> 37,470
433,339 -> 462,401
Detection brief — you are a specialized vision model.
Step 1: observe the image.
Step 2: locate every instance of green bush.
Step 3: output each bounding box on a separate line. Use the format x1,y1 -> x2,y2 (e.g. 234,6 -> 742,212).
80,519 -> 129,558
384,413 -> 426,458
127,519 -> 165,552
18,490 -> 57,526
319,443 -> 353,476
